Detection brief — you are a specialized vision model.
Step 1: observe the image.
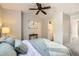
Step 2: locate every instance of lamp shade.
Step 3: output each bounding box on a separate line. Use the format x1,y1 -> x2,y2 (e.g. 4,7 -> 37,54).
2,27 -> 10,34
0,21 -> 2,27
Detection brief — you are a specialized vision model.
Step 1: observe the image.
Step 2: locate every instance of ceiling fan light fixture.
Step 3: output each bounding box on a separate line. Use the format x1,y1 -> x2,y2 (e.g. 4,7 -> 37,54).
29,3 -> 51,15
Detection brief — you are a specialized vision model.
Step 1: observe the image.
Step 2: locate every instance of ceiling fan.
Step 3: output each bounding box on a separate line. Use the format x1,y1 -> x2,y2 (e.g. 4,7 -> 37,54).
29,3 -> 51,15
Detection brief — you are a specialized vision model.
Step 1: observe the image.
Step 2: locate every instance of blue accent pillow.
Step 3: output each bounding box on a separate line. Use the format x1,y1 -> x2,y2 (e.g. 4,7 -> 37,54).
15,40 -> 28,54
4,37 -> 15,46
0,43 -> 17,56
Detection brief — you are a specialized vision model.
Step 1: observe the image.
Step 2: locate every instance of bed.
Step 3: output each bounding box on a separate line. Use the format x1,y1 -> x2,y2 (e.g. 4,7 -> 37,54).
19,38 -> 70,56
0,38 -> 70,56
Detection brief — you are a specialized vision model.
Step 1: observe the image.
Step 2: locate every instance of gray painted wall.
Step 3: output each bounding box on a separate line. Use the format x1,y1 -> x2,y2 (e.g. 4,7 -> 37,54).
23,12 -> 42,40
0,6 -> 2,22
2,9 -> 21,39
63,13 -> 70,44
53,12 -> 63,44
70,13 -> 79,41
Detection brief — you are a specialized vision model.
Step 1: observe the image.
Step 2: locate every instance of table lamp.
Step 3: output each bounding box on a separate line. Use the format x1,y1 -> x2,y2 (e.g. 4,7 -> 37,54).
2,27 -> 10,37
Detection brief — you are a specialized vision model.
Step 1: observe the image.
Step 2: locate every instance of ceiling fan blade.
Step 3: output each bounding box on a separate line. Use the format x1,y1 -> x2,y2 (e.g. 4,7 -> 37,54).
36,10 -> 40,15
41,10 -> 47,15
29,8 -> 38,10
36,3 -> 41,7
42,6 -> 51,9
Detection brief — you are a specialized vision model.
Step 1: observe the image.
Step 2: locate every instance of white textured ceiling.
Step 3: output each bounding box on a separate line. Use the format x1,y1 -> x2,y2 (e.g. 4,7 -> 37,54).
53,3 -> 79,15
1,3 -> 79,15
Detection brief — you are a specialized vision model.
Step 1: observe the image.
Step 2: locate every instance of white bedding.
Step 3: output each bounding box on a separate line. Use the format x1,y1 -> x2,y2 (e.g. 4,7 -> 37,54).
44,39 -> 70,56
19,39 -> 70,56
19,40 -> 41,56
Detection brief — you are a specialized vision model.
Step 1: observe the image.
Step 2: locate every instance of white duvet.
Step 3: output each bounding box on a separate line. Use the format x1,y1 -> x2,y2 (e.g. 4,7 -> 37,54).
44,39 -> 70,56
19,40 -> 41,56
19,39 -> 70,56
